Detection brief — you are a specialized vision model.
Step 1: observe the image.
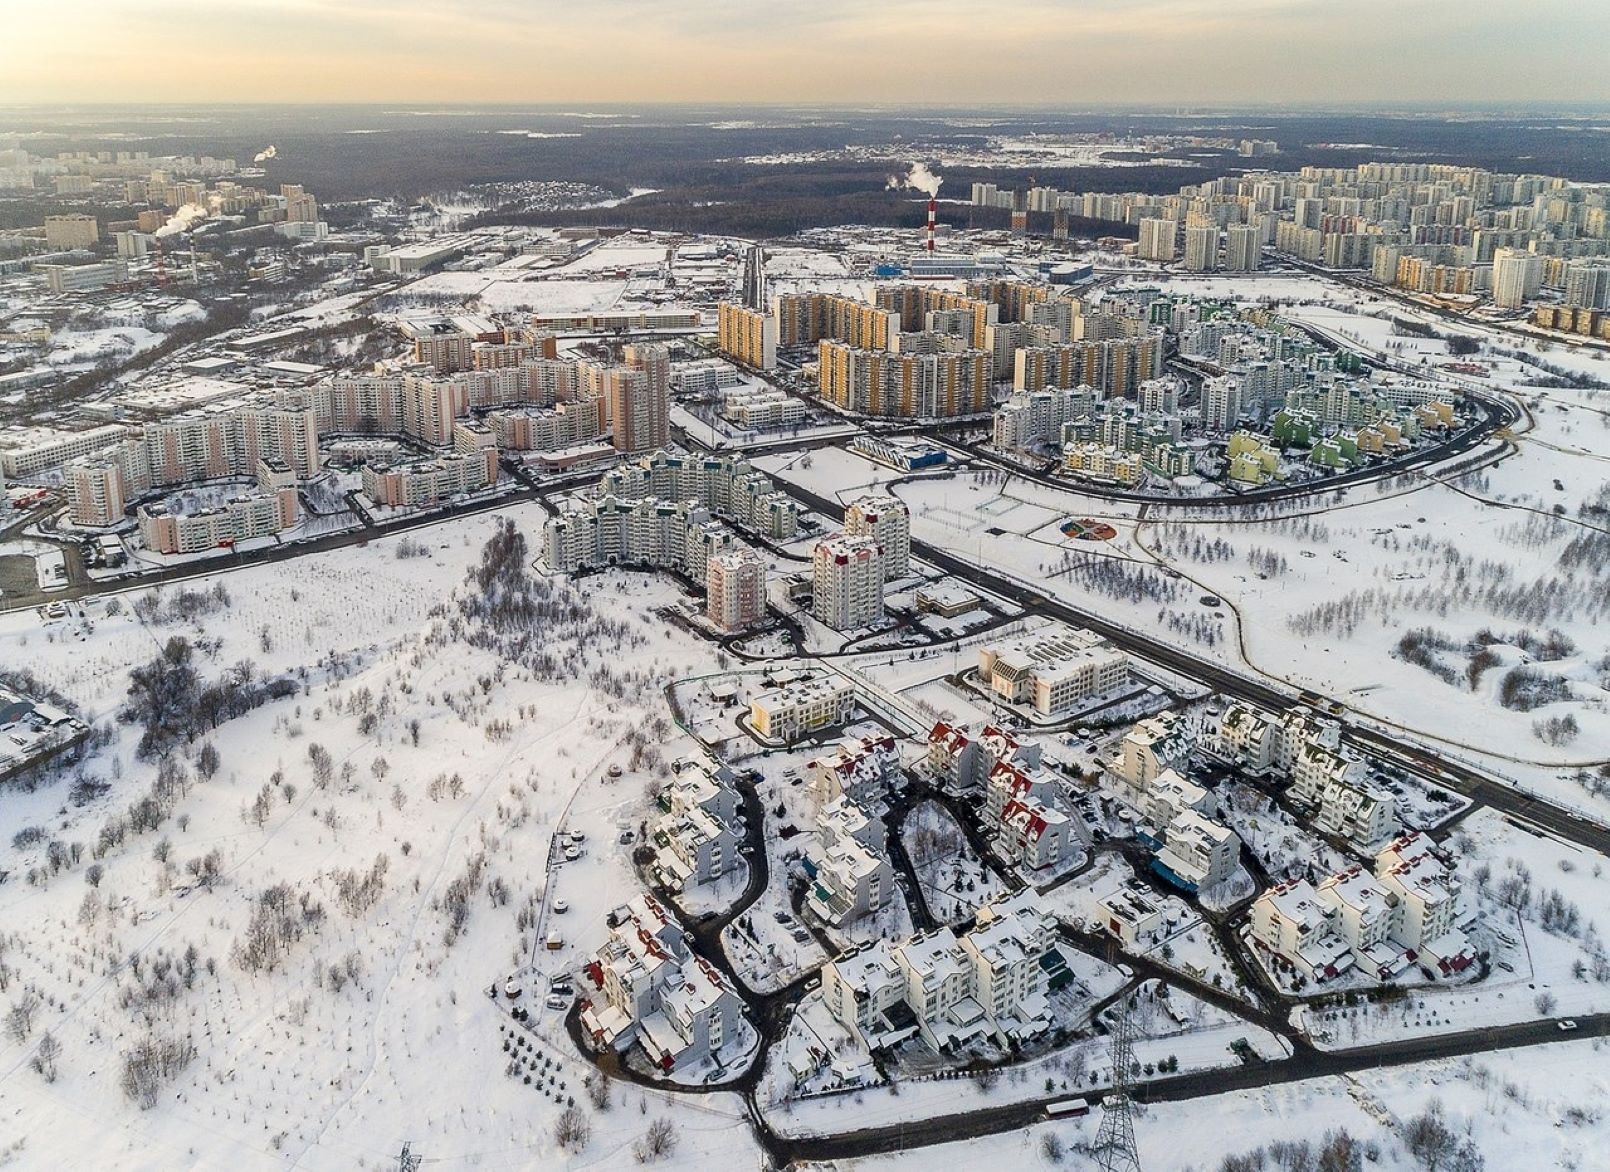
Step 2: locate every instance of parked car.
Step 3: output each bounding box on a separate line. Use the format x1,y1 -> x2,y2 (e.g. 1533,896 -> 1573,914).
545,994 -> 568,1010
503,980 -> 522,999
552,899 -> 570,914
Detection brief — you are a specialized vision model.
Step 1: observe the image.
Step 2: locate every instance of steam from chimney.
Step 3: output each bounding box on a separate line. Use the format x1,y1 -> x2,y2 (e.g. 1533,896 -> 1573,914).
254,145 -> 278,163
155,203 -> 209,239
886,162 -> 943,199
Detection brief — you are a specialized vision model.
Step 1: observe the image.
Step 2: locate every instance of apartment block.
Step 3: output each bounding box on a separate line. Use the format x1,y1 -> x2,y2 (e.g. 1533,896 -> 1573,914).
812,534 -> 885,630
843,494 -> 910,579
705,549 -> 767,632
580,894 -> 741,1074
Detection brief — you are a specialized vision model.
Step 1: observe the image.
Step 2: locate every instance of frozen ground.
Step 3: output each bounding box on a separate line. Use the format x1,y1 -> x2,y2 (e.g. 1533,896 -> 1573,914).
0,507 -> 768,1169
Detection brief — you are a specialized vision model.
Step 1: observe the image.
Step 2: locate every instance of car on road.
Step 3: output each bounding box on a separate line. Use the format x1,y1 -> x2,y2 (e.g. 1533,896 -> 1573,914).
1558,1020 -> 1579,1032
552,899 -> 569,914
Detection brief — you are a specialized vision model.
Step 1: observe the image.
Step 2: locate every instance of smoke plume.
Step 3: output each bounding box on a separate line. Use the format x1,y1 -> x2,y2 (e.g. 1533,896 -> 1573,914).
155,203 -> 209,239
886,162 -> 943,198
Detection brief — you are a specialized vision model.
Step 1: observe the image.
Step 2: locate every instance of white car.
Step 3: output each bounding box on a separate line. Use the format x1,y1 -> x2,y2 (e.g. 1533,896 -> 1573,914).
1558,1019 -> 1579,1032
552,899 -> 570,914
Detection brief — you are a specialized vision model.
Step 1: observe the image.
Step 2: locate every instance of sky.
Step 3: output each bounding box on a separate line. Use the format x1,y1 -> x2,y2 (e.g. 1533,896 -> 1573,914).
1,0 -> 1604,107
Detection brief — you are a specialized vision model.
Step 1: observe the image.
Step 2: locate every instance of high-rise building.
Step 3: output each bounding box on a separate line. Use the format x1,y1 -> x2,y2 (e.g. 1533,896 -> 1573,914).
44,214 -> 100,250
706,550 -> 767,631
1225,224 -> 1262,272
611,344 -> 671,454
1492,248 -> 1542,309
1201,376 -> 1245,433
1183,225 -> 1221,272
812,535 -> 885,630
1138,218 -> 1177,263
844,495 -> 910,580
717,303 -> 778,370
1564,260 -> 1610,311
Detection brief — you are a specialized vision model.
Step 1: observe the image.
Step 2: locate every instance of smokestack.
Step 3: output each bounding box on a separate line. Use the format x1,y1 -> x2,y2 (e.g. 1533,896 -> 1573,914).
927,197 -> 937,253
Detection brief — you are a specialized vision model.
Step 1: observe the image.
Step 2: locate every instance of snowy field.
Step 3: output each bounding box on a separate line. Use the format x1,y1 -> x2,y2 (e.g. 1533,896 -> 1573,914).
0,506 -> 770,1169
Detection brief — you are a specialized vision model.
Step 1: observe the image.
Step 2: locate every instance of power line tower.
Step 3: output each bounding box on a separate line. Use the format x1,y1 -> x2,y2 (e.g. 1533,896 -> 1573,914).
1093,997 -> 1143,1172
396,1142 -> 423,1172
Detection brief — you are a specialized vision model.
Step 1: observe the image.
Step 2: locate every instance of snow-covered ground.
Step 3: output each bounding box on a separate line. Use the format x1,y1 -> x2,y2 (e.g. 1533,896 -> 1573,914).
0,508 -> 769,1168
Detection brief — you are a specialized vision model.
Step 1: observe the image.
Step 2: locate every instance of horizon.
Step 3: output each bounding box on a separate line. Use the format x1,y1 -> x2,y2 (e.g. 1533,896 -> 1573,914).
4,0 -> 1603,107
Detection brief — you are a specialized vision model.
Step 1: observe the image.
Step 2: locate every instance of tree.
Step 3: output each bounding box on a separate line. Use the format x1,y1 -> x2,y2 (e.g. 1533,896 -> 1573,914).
30,1031 -> 61,1082
7,990 -> 42,1042
196,742 -> 221,780
554,1105 -> 590,1152
1535,991 -> 1557,1016
584,1071 -> 611,1110
85,863 -> 104,888
633,1118 -> 678,1164
1039,1132 -> 1064,1164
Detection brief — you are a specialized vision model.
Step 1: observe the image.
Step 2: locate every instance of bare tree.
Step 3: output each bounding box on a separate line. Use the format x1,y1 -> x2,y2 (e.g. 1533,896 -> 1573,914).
553,1105 -> 591,1152
633,1117 -> 678,1163
30,1031 -> 61,1082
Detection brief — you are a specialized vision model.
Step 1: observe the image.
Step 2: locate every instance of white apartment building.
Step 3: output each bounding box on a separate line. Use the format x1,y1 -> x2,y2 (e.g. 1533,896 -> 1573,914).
844,495 -> 911,580
1138,217 -> 1177,263
820,940 -> 914,1051
1112,710 -> 1193,791
995,795 -> 1077,873
812,534 -> 885,630
601,449 -> 799,541
361,449 -> 496,508
807,733 -> 903,808
542,495 -> 737,585
977,627 -> 1129,718
1314,776 -> 1399,852
137,463 -> 299,554
1155,809 -> 1239,892
1374,834 -> 1474,976
1315,867 -> 1409,980
579,894 -> 741,1074
705,549 -> 767,632
1248,879 -> 1355,985
992,384 -> 1103,453
749,676 -> 855,743
0,424 -> 128,480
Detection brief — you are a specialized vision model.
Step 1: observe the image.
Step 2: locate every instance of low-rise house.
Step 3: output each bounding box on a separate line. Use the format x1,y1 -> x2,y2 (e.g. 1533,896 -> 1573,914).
660,757 -> 740,826
1217,703 -> 1276,771
895,928 -> 989,1052
961,890 -> 1059,1044
804,835 -> 895,928
1248,879 -> 1355,985
1153,809 -> 1239,892
820,940 -> 917,1051
995,796 -> 1077,874
749,676 -> 855,743
651,804 -> 740,890
1289,742 -> 1363,807
1095,886 -> 1167,949
1138,768 -> 1214,835
925,721 -> 1041,792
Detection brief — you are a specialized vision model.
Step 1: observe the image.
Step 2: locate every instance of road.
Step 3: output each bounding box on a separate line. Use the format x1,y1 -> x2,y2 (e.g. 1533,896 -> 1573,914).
768,1012 -> 1610,1164
771,477 -> 1610,860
